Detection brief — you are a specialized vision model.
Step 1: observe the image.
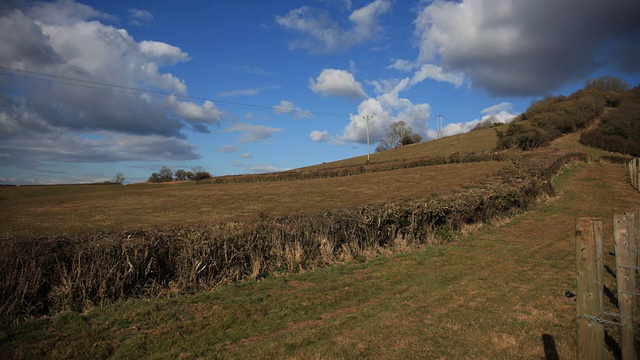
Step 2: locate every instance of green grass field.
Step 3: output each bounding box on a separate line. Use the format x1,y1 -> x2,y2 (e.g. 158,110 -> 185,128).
1,125 -> 638,358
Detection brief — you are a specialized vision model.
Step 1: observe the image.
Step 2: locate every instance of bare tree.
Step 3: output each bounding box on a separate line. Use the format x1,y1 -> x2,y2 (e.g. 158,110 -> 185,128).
375,121 -> 422,152
586,76 -> 630,92
112,173 -> 125,184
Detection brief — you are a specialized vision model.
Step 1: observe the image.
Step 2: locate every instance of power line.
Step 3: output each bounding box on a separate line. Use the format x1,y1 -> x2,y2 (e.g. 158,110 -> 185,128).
0,65 -> 347,118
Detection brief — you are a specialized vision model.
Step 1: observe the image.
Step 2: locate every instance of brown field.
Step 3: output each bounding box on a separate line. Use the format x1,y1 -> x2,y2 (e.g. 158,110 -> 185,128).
1,161 -> 506,239
299,125 -> 504,171
1,122 -> 639,359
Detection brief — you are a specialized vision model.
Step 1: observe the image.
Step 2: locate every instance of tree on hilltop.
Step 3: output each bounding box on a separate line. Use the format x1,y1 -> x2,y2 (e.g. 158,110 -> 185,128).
375,121 -> 422,152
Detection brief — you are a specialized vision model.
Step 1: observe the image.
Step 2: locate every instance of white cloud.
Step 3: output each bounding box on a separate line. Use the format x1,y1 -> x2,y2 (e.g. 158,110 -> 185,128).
167,96 -> 226,125
225,123 -> 283,143
248,165 -> 287,173
387,59 -> 415,72
309,130 -> 330,142
217,86 -> 280,97
128,8 -> 153,26
414,0 -> 640,95
426,121 -> 480,139
276,0 -> 391,53
425,102 -> 518,139
26,0 -> 115,24
339,78 -> 431,144
410,64 -> 464,87
480,102 -> 517,124
310,130 -> 345,146
0,1 -> 223,168
218,145 -> 242,153
309,68 -> 367,99
139,40 -> 190,66
240,153 -> 253,159
273,100 -> 313,119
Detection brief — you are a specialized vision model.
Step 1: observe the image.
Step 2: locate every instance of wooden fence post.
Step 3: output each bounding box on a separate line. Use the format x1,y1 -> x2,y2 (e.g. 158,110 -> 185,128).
637,158 -> 640,191
576,218 -> 604,360
613,214 -> 637,360
630,158 -> 640,191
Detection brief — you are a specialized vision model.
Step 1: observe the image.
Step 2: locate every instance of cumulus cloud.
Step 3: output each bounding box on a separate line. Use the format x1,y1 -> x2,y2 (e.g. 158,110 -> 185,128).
225,123 -> 283,143
139,40 -> 190,66
480,102 -> 517,124
426,121 -> 480,139
0,0 -> 222,169
414,0 -> 640,96
309,130 -> 345,146
309,130 -> 330,142
339,78 -> 431,144
387,59 -> 415,72
273,100 -> 312,119
410,64 -> 464,87
276,0 -> 391,53
425,102 -> 518,139
166,96 -> 226,126
309,68 -> 367,99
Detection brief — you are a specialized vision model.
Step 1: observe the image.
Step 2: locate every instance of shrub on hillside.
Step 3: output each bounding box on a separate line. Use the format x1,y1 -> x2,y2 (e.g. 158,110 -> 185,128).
580,94 -> 640,156
192,171 -> 211,181
495,77 -> 631,152
496,123 -> 550,150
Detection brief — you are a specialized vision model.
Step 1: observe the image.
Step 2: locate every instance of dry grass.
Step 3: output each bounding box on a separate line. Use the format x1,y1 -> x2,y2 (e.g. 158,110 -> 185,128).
2,160 -> 637,359
2,126 -> 636,358
1,162 -> 506,239
300,125 -> 504,171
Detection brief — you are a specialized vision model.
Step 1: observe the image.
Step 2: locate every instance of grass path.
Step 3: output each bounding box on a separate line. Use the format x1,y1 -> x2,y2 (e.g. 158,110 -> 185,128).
1,161 -> 639,359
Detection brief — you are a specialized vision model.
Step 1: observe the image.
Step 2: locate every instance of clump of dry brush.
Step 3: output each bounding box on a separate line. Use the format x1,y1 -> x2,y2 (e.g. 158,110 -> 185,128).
0,152 -> 588,324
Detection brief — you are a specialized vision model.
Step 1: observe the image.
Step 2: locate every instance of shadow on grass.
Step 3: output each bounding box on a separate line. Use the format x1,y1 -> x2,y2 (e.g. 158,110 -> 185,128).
542,334 -> 559,360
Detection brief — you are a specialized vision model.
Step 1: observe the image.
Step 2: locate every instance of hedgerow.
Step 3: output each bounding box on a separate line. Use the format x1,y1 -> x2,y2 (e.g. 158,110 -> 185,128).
0,152 -> 587,324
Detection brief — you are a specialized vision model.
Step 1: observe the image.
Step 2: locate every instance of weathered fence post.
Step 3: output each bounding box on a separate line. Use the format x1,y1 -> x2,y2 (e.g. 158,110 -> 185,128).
613,213 -> 637,360
576,218 -> 604,360
637,158 -> 640,191
629,158 -> 640,191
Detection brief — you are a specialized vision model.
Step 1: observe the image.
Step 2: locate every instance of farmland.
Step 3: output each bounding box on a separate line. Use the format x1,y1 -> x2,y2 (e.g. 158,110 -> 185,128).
0,119 -> 639,358
1,160 -> 506,239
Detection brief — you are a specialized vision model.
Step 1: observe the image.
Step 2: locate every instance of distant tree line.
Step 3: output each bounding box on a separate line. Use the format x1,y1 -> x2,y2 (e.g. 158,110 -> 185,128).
148,166 -> 211,183
495,76 -> 638,154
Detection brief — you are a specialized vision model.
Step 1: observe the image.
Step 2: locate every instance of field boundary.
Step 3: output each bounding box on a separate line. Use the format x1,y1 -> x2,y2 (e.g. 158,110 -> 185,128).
202,151 -> 509,184
0,152 -> 588,325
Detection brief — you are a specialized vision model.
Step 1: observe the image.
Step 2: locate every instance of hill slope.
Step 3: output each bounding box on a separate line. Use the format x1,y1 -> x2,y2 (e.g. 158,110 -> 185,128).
2,153 -> 638,359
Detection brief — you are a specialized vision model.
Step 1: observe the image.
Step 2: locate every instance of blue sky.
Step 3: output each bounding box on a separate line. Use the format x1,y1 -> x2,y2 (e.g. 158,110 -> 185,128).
1,0 -> 639,184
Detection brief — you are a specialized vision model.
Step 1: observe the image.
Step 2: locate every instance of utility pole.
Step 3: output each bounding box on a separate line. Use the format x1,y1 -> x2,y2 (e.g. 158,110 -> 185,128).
436,114 -> 445,139
363,115 -> 373,164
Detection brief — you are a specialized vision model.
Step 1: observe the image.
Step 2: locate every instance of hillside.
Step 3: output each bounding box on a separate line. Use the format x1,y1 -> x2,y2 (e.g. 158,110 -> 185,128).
1,81 -> 639,358
1,134 -> 638,358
